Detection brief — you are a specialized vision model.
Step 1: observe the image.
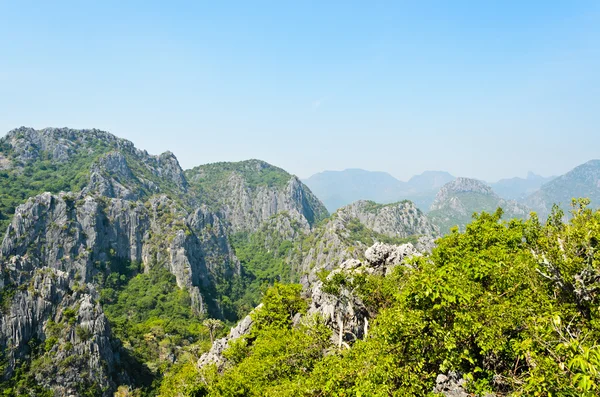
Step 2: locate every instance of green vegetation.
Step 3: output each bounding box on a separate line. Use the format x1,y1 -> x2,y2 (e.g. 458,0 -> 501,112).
218,228 -> 299,321
100,264 -> 214,392
160,199 -> 600,396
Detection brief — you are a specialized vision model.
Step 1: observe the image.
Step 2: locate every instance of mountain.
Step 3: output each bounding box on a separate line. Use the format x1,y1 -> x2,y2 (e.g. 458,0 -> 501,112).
525,159 -> 600,219
490,171 -> 555,201
403,171 -> 455,210
302,169 -> 406,212
299,200 -> 438,283
185,160 -> 328,232
0,127 -> 332,395
0,127 -> 437,395
428,177 -> 530,233
302,169 -> 455,212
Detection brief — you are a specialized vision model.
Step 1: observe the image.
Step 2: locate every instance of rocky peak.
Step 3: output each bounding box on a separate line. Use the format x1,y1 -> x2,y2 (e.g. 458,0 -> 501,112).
2,127 -> 129,164
431,177 -> 495,210
337,200 -> 439,238
185,160 -> 328,233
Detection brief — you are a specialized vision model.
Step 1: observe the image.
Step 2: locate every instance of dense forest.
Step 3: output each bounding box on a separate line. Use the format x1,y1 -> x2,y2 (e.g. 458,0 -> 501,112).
155,200 -> 600,396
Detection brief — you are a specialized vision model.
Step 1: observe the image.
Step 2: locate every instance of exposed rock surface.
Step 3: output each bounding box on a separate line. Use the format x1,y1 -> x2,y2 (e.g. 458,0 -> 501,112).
433,372 -> 469,397
338,200 -> 439,238
0,255 -> 118,395
433,372 -> 496,397
197,304 -> 261,371
304,241 -> 422,344
300,200 -> 438,281
186,160 -> 328,234
0,190 -> 238,394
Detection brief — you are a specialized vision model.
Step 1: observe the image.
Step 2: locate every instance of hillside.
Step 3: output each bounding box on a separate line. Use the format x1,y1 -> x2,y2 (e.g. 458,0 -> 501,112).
428,177 -> 530,233
187,202 -> 600,396
0,127 -> 435,396
525,159 -> 600,219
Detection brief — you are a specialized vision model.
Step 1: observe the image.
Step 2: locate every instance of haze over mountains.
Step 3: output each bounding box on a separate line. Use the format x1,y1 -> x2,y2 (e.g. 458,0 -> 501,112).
303,168 -> 555,213
304,162 -> 600,233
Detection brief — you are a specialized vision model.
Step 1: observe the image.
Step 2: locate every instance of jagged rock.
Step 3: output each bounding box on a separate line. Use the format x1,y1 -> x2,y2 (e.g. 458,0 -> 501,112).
433,372 -> 496,397
433,372 -> 469,397
305,279 -> 369,343
0,256 -> 118,396
185,160 -> 328,234
197,304 -> 261,371
338,200 -> 439,238
0,191 -> 239,394
302,241 -> 424,345
364,242 -> 419,275
301,200 -> 438,282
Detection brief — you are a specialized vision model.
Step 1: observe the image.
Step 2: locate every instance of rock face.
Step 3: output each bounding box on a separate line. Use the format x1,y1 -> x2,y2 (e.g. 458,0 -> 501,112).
300,200 -> 437,281
0,127 -> 335,395
1,255 -> 118,395
0,190 -> 240,394
303,241 -> 422,344
428,178 -> 530,233
433,372 -> 469,397
197,305 -> 261,371
338,200 -> 439,239
186,160 -> 328,234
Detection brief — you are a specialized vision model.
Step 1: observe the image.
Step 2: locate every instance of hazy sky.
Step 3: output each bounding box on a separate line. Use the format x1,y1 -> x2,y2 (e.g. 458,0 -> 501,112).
1,1 -> 599,182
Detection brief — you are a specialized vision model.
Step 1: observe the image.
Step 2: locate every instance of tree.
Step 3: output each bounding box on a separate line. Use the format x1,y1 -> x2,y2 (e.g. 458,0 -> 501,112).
203,319 -> 224,344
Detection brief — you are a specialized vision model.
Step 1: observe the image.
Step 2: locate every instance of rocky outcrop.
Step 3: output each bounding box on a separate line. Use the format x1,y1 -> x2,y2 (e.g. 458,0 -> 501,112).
300,200 -> 438,279
0,190 -> 239,394
186,160 -> 328,234
197,304 -> 261,371
0,256 -> 118,395
303,242 -> 421,344
433,372 -> 496,397
338,200 -> 439,238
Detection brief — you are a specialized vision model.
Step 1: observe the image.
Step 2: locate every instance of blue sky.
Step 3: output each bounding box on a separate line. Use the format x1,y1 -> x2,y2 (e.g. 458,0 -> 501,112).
1,1 -> 599,181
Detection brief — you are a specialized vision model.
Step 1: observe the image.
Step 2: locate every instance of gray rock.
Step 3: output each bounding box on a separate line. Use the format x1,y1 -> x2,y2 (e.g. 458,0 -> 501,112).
197,304 -> 262,371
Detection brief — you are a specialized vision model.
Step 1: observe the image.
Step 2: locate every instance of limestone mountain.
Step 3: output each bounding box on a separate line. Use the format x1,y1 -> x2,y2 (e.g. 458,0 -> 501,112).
490,171 -> 555,201
299,200 -> 438,285
525,159 -> 600,219
185,159 -> 328,233
0,127 -> 333,395
0,126 -> 468,396
428,177 -> 530,233
0,127 -> 188,241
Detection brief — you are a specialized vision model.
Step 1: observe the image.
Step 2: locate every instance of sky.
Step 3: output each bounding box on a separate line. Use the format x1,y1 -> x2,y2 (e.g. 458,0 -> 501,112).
1,1 -> 599,182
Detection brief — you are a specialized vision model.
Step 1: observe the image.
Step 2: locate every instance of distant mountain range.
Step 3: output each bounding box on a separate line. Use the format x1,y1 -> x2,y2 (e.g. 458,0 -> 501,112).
303,168 -> 556,213
303,169 -> 454,212
491,171 -> 555,201
304,161 -> 600,233
525,160 -> 600,219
